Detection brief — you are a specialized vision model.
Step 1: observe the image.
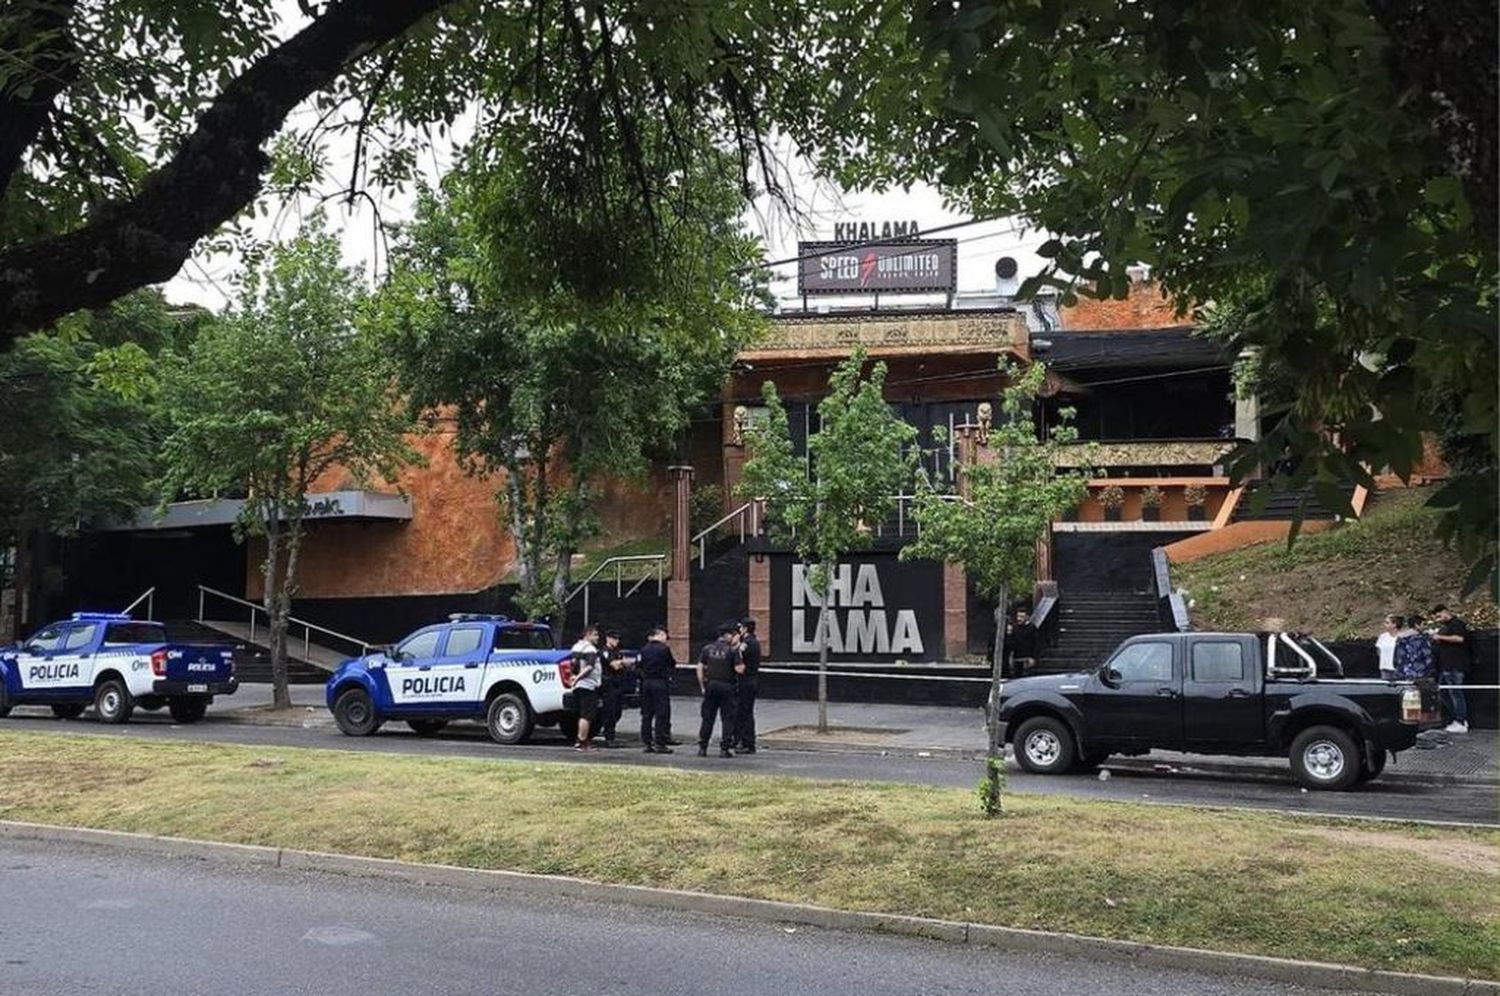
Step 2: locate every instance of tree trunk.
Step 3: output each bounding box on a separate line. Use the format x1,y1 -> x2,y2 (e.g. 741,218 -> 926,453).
274,510 -> 308,710
816,578 -> 832,734
983,586 -> 1008,817
261,515 -> 291,710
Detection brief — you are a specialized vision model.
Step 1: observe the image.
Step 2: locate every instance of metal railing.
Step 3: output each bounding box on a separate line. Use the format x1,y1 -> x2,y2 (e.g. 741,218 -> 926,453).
691,501 -> 762,568
120,586 -> 156,621
196,585 -> 373,660
563,555 -> 668,628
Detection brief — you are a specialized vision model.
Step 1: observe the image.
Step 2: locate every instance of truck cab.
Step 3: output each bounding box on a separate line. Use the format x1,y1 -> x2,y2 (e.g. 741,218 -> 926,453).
324,614 -> 578,744
997,631 -> 1439,790
0,613 -> 236,724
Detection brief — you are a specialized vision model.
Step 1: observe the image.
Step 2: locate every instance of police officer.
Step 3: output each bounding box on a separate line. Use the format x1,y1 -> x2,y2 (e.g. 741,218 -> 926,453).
597,629 -> 628,747
636,625 -> 676,753
696,623 -> 743,757
734,618 -> 761,754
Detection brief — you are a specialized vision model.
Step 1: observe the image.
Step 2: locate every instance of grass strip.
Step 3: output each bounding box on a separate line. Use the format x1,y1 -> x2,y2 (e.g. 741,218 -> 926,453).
1,730 -> 1496,979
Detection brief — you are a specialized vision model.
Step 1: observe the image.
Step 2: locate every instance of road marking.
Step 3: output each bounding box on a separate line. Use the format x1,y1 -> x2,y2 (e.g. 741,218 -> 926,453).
302,925 -> 376,947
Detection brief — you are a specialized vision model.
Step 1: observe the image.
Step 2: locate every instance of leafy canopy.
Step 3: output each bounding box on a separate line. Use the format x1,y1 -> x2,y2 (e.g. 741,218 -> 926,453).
903,362 -> 1090,601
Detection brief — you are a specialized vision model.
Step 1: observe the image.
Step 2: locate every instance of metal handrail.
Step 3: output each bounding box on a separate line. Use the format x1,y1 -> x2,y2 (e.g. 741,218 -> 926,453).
196,584 -> 372,658
563,555 -> 667,629
690,501 -> 762,567
120,586 -> 156,621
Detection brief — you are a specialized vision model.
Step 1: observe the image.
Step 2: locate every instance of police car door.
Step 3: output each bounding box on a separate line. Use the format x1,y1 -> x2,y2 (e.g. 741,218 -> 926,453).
15,622 -> 89,695
428,625 -> 487,711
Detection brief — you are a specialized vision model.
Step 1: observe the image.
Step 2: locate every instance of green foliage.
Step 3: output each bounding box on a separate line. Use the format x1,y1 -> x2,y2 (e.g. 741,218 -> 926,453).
380,141 -> 763,624
158,218 -> 416,704
975,756 -> 1006,818
773,0 -> 1496,590
739,350 -> 920,598
904,363 -> 1090,603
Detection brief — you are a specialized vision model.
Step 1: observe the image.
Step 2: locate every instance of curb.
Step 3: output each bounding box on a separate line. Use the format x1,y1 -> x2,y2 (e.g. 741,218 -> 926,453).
759,735 -> 981,761
1103,756 -> 1500,789
211,708 -> 334,729
2,819 -> 1493,996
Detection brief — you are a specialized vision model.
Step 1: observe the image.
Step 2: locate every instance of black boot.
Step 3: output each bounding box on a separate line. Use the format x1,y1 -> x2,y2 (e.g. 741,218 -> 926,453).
697,745 -> 708,757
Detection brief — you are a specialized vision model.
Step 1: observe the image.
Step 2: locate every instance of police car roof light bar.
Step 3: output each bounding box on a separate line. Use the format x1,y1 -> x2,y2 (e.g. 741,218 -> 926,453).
71,612 -> 134,622
447,613 -> 511,623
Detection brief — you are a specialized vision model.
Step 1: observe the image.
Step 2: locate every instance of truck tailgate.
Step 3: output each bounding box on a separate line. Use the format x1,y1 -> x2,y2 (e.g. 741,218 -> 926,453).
164,645 -> 235,685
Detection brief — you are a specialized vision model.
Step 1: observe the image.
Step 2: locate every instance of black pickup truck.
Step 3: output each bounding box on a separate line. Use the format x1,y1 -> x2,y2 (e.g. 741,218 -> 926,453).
997,630 -> 1442,790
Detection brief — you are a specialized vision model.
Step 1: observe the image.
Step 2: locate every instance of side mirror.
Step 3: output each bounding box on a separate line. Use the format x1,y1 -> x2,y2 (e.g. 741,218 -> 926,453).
1100,665 -> 1122,687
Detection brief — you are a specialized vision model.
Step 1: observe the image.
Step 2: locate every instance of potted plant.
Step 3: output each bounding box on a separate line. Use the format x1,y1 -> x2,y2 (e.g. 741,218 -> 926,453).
1141,485 -> 1164,522
1184,483 -> 1209,521
1099,484 -> 1126,522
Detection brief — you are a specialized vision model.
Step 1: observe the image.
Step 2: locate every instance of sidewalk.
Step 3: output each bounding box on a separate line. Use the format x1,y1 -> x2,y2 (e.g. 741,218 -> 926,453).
205,684 -> 1499,785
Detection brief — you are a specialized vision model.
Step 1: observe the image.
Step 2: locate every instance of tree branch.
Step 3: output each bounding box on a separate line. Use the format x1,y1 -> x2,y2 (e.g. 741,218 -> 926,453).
0,0 -> 454,340
0,0 -> 81,199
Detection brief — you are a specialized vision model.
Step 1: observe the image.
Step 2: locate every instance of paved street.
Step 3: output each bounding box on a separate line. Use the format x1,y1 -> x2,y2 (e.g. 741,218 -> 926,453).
0,837 -> 1386,996
3,710 -> 1495,826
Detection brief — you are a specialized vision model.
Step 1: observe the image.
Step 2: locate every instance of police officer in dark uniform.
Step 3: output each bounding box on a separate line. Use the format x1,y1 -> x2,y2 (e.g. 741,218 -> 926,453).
696,623 -> 743,757
734,618 -> 761,754
636,625 -> 676,753
597,629 -> 628,747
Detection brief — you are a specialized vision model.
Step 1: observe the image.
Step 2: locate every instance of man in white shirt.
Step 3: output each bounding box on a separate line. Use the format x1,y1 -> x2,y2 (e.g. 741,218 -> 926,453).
1375,614 -> 1400,680
569,624 -> 602,751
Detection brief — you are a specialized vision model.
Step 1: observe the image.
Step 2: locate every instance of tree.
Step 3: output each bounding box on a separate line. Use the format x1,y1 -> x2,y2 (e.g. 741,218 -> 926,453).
0,0 -> 833,342
380,138 -> 764,629
158,221 -> 416,707
773,1 -> 1496,587
739,350 -> 919,733
902,362 -> 1090,816
0,308 -> 167,638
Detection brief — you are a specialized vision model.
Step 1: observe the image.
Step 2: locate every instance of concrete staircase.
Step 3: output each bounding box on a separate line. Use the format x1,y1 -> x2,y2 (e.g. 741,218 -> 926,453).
196,618 -> 348,684
1232,482 -> 1354,522
1039,592 -> 1162,672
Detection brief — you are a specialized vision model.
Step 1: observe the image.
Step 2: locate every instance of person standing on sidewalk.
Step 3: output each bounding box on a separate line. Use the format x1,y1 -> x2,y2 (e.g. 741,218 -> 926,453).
568,624 -> 602,751
636,625 -> 676,753
1393,615 -> 1435,682
1430,605 -> 1472,734
734,618 -> 762,754
1375,614 -> 1401,680
597,629 -> 629,747
697,623 -> 743,757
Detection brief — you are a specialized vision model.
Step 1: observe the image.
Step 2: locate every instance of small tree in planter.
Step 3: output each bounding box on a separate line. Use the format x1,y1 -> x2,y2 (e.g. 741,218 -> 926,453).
1141,485 -> 1164,522
1184,483 -> 1209,521
903,361 -> 1090,816
1099,484 -> 1126,522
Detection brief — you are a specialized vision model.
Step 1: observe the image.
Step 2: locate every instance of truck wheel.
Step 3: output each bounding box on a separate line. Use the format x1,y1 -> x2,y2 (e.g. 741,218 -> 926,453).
1014,716 -> 1076,775
486,693 -> 534,745
406,719 -> 448,737
0,682 -> 13,718
333,687 -> 381,737
93,678 -> 134,724
51,703 -> 87,720
1356,746 -> 1388,785
1289,725 -> 1360,791
168,699 -> 209,724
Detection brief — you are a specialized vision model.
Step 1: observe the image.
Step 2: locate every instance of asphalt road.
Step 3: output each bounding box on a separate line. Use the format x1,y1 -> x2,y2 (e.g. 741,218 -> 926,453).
4,713 -> 1496,826
0,837 -> 1384,996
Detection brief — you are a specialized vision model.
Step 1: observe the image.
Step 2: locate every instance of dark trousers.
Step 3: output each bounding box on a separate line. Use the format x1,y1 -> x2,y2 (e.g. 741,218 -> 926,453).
1440,670 -> 1469,725
734,676 -> 758,748
699,680 -> 737,749
640,678 -> 672,746
600,680 -> 626,740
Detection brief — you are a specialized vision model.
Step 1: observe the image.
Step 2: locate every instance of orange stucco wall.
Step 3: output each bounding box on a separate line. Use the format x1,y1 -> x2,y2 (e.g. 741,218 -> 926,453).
1162,519 -> 1336,564
1061,281 -> 1193,331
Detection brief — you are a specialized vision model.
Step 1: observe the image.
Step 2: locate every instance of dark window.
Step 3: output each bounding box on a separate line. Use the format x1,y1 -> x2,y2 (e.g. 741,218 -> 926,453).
1107,641 -> 1174,682
62,624 -> 99,652
397,630 -> 442,660
1191,642 -> 1245,682
104,622 -> 167,645
443,627 -> 484,657
496,627 -> 555,651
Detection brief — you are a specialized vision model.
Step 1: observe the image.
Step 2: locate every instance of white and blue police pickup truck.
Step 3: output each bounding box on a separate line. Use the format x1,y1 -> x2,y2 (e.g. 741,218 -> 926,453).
0,613 -> 237,724
324,614 -> 582,744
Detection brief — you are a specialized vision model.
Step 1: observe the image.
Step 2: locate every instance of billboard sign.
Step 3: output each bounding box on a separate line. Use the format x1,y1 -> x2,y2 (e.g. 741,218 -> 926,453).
797,239 -> 958,296
769,554 -> 943,662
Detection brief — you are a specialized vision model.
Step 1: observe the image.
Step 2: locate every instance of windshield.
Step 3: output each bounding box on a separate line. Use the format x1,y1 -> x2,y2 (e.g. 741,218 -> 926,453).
103,622 -> 166,645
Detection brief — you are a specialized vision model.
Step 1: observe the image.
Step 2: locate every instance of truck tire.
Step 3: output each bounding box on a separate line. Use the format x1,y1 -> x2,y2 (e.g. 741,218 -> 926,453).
1289,725 -> 1361,791
51,703 -> 87,720
406,719 -> 448,737
333,687 -> 381,737
0,682 -> 12,718
169,699 -> 209,724
486,693 -> 534,745
93,678 -> 134,724
1014,716 -> 1076,775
